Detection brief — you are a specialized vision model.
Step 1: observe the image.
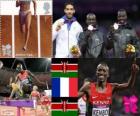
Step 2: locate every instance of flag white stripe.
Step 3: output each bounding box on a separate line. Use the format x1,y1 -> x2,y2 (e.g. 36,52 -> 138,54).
60,78 -> 69,97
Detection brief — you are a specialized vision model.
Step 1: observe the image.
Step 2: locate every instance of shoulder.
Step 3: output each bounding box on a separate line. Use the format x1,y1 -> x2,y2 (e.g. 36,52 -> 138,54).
74,21 -> 82,28
25,70 -> 30,72
31,91 -> 34,94
76,21 -> 82,26
24,70 -> 29,73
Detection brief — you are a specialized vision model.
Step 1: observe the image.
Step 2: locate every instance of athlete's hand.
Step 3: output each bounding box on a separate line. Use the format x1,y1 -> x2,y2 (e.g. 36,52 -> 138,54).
55,19 -> 64,31
83,81 -> 90,86
131,63 -> 139,75
72,52 -> 81,58
56,22 -> 64,31
34,12 -> 37,17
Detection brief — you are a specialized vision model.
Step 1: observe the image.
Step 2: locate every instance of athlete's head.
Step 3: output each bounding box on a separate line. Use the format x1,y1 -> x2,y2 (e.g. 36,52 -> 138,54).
16,63 -> 23,72
96,62 -> 109,83
64,1 -> 75,19
117,9 -> 127,25
33,85 -> 38,91
86,13 -> 96,26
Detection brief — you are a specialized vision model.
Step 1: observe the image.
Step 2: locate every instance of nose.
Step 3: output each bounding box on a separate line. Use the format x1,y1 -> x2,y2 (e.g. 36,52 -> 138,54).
98,70 -> 104,75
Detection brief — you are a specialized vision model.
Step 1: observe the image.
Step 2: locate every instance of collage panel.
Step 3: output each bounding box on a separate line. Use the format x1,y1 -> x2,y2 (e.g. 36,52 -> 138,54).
0,0 -> 52,57
78,58 -> 140,116
40,15 -> 52,57
0,58 -> 51,116
0,15 -> 12,57
51,58 -> 78,116
0,0 -> 140,116
53,0 -> 140,58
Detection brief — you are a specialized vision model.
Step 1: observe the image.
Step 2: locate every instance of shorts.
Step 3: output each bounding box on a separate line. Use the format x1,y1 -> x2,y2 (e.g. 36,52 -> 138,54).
19,10 -> 31,25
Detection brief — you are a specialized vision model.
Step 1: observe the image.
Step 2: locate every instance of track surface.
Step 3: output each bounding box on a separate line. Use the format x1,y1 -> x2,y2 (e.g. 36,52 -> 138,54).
1,15 -> 52,57
1,16 -> 12,57
15,15 -> 38,57
40,16 -> 52,57
0,105 -> 51,116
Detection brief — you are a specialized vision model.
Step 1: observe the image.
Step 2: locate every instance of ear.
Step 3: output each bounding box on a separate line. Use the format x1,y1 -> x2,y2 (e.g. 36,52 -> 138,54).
64,9 -> 66,14
73,9 -> 75,14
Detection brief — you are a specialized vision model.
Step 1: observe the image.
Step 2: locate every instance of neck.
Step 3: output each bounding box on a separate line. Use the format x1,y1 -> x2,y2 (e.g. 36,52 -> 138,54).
64,15 -> 74,20
67,17 -> 73,21
97,81 -> 106,90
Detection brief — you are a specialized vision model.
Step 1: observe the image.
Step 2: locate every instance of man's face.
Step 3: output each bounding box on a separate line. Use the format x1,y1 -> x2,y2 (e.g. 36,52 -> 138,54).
64,4 -> 75,19
117,11 -> 127,24
86,14 -> 96,26
96,64 -> 109,82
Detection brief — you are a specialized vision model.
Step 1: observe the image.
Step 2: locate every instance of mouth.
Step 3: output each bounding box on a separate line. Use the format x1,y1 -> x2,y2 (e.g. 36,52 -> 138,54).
119,19 -> 125,24
98,75 -> 105,81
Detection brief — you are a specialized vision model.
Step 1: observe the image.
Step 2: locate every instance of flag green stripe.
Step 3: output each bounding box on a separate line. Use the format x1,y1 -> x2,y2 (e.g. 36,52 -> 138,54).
52,111 -> 78,116
51,72 -> 78,77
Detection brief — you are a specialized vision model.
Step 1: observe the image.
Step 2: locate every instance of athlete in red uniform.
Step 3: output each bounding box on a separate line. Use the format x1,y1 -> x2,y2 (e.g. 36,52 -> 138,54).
78,62 -> 139,116
15,63 -> 45,96
30,85 -> 40,101
40,93 -> 51,115
41,95 -> 51,106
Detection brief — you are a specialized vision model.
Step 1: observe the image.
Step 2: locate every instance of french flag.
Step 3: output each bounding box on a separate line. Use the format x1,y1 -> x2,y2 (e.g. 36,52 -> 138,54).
52,78 -> 78,97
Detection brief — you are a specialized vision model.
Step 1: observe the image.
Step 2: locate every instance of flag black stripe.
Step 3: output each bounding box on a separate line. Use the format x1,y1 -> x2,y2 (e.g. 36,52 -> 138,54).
52,58 -> 78,64
52,97 -> 78,103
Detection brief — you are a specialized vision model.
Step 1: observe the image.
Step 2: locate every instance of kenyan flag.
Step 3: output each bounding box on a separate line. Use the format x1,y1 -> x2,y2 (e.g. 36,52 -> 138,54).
52,97 -> 78,116
51,58 -> 78,77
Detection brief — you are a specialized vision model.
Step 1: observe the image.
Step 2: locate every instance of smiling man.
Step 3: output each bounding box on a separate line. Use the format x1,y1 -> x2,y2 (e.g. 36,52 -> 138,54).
107,9 -> 140,58
53,1 -> 83,58
78,13 -> 104,58
78,62 -> 139,116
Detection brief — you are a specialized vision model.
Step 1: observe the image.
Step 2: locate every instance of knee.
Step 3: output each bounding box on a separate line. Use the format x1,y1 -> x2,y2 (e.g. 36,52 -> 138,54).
22,29 -> 26,33
26,27 -> 30,32
21,27 -> 25,33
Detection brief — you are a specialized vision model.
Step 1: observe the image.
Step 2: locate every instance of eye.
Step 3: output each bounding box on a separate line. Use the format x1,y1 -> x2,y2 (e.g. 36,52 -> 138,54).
98,69 -> 102,71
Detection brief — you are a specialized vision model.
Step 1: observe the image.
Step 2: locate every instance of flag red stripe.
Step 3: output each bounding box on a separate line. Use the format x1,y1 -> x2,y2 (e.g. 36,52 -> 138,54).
51,65 -> 78,70
51,104 -> 63,109
67,104 -> 78,109
52,104 -> 77,109
69,78 -> 78,97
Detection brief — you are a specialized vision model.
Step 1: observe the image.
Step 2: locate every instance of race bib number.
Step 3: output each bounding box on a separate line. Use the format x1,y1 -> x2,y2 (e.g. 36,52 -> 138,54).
92,107 -> 109,116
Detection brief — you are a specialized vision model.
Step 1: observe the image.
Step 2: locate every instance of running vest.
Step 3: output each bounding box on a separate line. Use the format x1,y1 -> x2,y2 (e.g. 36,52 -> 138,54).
41,96 -> 51,105
18,70 -> 29,81
31,91 -> 40,97
87,83 -> 112,116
